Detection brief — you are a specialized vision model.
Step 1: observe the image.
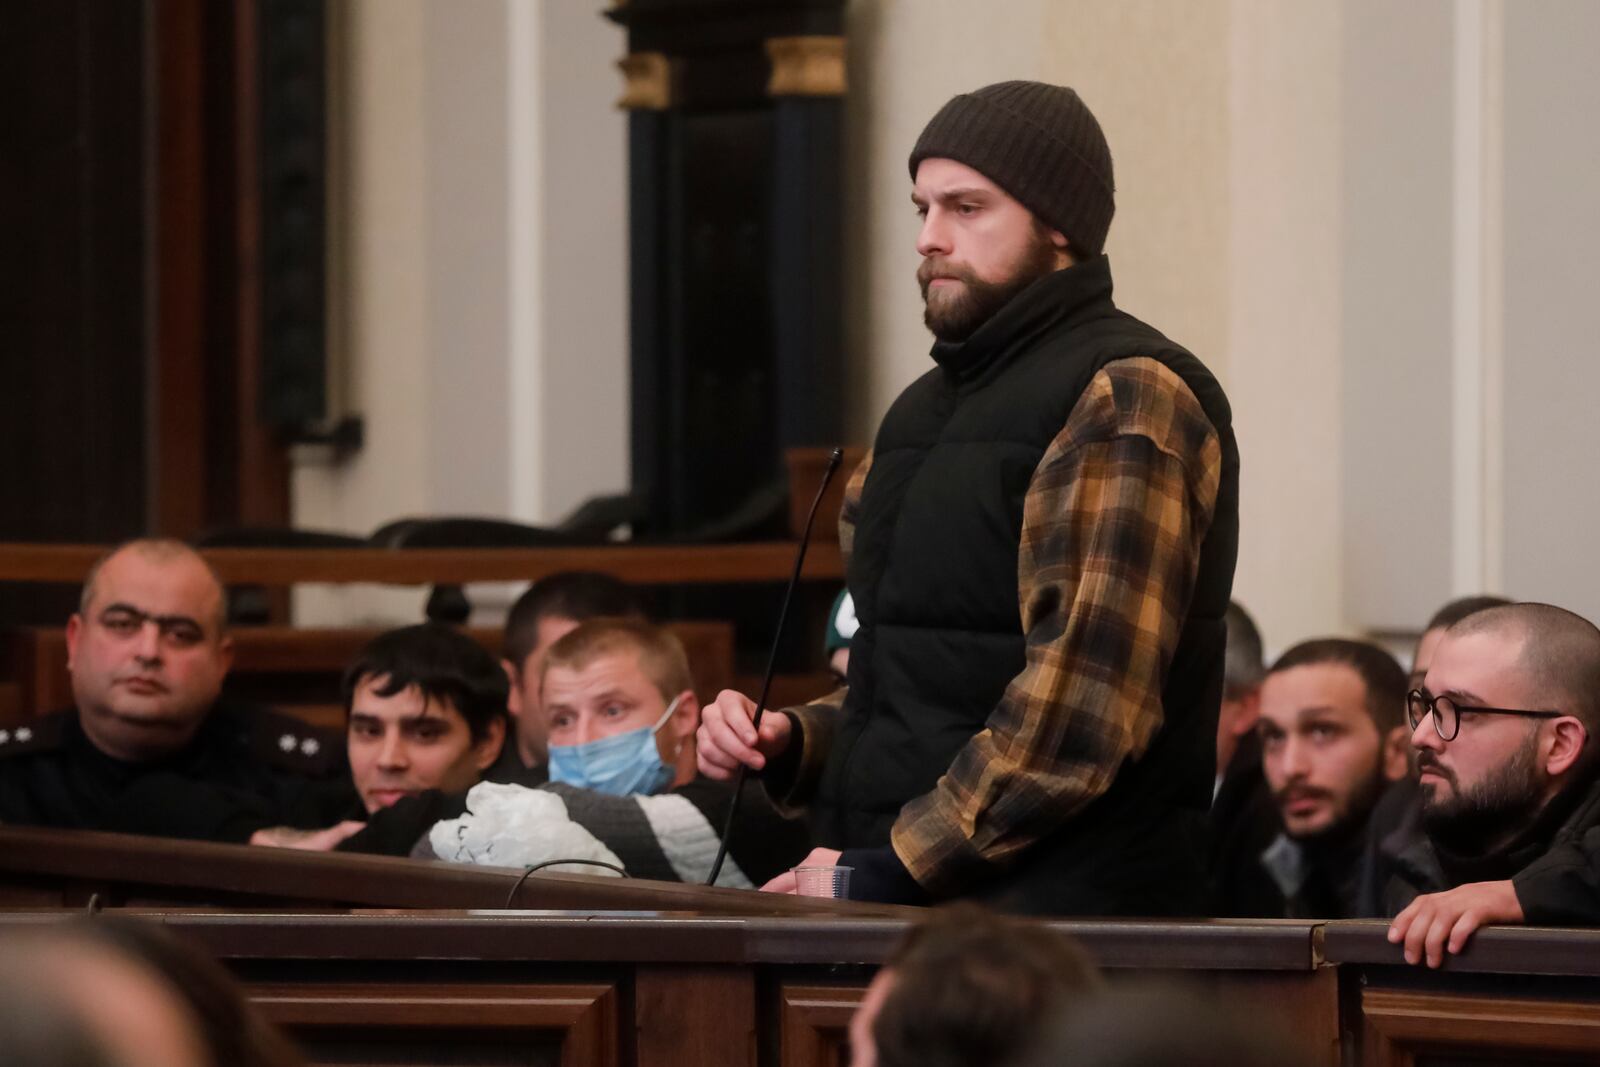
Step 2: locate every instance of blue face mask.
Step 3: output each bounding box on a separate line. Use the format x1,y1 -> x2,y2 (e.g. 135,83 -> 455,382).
548,694 -> 683,796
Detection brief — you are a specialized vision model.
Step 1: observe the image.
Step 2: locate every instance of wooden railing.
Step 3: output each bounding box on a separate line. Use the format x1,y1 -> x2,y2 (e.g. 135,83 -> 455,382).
3,826 -> 1600,1066
0,541 -> 845,587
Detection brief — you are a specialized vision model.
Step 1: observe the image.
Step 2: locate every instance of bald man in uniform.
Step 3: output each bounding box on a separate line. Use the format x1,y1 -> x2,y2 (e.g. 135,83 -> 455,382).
0,539 -> 345,843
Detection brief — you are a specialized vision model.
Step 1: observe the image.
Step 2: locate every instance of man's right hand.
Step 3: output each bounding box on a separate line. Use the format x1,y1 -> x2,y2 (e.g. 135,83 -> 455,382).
249,820 -> 366,851
696,689 -> 792,780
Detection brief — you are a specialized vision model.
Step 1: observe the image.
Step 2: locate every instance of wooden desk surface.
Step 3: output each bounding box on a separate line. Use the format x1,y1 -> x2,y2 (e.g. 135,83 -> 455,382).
0,826 -> 909,918
0,541 -> 845,587
1324,918 -> 1600,977
0,909 -> 1322,971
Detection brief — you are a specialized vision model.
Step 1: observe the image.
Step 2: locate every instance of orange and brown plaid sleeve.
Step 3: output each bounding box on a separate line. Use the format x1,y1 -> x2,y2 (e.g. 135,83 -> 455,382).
888,358 -> 1223,895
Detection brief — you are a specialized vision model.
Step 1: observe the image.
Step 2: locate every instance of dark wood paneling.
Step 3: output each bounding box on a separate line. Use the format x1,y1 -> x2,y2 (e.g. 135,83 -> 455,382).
0,0 -> 149,623
252,981 -> 618,1067
150,0 -> 210,537
610,1 -> 850,541
1361,988 -> 1600,1067
636,966 -> 756,1067
0,0 -> 294,627
0,542 -> 844,586
775,984 -> 858,1067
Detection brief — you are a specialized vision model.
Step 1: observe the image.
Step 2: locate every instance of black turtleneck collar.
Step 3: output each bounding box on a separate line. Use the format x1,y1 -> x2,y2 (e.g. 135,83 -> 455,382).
928,254 -> 1116,386
1433,774 -> 1596,886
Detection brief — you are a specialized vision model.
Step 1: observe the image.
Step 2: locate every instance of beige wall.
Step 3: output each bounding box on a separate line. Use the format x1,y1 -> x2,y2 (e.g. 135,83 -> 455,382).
301,0 -> 1599,650
294,0 -> 625,625
1225,0 -> 1345,652
846,0 -> 1340,650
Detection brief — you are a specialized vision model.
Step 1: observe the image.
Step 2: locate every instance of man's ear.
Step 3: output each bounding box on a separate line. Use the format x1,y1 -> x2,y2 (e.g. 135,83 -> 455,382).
670,690 -> 700,742
1232,687 -> 1263,738
1382,724 -> 1412,781
65,613 -> 83,671
474,715 -> 507,771
216,633 -> 235,674
502,659 -> 523,717
1546,717 -> 1589,777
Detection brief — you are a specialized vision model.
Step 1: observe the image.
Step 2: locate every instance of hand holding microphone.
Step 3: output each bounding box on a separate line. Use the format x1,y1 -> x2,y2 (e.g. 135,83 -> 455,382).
697,690 -> 793,779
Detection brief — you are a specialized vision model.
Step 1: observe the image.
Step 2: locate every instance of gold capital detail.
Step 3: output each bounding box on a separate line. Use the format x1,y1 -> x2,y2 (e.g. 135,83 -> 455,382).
616,52 -> 673,111
765,36 -> 846,98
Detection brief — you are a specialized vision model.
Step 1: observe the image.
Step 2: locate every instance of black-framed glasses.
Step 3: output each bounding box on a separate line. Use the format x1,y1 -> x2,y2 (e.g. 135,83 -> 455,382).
1406,688 -> 1563,741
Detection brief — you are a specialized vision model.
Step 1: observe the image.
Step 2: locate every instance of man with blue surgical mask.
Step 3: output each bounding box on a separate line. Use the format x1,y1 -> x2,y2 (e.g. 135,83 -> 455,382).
425,618 -> 811,887
542,620 -> 699,795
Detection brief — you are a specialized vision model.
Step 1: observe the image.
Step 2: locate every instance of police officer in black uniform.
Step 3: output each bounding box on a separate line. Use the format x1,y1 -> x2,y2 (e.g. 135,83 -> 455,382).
0,539 -> 347,842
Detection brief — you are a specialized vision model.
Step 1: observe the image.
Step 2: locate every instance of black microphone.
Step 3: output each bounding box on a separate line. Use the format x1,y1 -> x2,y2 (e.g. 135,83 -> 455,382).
705,446 -> 845,887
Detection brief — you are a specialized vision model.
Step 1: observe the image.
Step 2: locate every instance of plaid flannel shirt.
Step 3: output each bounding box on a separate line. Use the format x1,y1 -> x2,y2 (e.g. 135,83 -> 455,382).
777,356 -> 1223,896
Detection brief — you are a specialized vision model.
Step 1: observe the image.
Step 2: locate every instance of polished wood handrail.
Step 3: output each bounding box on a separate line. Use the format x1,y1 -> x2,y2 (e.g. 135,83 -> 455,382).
0,907 -> 1323,971
0,542 -> 844,587
1323,918 -> 1600,977
0,825 -> 906,918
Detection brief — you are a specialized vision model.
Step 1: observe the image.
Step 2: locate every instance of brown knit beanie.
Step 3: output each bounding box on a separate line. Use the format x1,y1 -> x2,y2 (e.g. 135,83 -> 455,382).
909,81 -> 1116,256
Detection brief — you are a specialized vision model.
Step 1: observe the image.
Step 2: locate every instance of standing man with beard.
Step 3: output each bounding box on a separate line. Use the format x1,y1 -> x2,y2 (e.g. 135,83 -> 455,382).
698,81 -> 1239,913
1383,603 -> 1600,966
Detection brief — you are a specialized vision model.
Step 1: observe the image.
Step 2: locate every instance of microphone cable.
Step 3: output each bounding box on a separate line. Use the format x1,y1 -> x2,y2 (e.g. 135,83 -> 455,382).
705,447 -> 845,886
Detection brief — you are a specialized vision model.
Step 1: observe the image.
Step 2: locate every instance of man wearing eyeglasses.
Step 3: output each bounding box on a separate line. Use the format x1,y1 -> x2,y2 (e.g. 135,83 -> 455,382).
1378,602 -> 1600,966
0,539 -> 345,841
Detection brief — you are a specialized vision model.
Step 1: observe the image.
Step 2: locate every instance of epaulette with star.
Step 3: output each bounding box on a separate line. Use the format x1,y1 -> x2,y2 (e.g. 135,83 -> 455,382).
0,712 -> 66,758
249,708 -> 344,775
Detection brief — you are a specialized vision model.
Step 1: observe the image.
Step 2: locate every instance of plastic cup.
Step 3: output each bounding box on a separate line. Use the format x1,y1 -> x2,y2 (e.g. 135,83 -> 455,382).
793,865 -> 853,899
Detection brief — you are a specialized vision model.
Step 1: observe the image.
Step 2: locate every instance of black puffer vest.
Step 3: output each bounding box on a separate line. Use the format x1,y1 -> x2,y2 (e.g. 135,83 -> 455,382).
814,256 -> 1239,915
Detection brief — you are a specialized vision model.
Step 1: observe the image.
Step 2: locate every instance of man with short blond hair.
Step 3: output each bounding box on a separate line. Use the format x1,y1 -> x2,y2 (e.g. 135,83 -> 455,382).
429,618 -> 810,886
0,539 -> 341,840
494,571 -> 646,783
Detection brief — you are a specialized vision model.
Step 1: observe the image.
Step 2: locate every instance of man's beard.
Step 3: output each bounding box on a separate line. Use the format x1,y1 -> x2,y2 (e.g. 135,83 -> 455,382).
1274,764 -> 1387,845
918,225 -> 1061,342
1419,731 -> 1547,854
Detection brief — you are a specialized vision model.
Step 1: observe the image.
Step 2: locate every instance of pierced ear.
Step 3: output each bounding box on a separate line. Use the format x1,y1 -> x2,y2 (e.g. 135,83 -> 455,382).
1547,717 -> 1589,777
1381,725 -> 1412,781
672,690 -> 700,739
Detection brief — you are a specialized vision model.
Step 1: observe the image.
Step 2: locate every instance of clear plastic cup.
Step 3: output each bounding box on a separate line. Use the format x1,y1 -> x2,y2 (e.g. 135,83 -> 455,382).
794,865 -> 853,899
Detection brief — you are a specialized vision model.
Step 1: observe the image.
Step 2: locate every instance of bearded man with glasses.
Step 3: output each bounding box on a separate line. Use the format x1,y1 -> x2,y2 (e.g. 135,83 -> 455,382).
1375,602 -> 1600,966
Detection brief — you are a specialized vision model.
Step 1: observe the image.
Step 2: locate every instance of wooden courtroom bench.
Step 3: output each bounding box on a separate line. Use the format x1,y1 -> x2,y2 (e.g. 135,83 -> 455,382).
7,829 -> 1600,1064
0,904 -> 1333,1067
1326,919 -> 1600,1065
0,825 -> 900,917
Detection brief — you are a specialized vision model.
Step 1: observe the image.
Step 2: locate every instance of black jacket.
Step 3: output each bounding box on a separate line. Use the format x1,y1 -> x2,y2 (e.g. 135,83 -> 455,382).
1373,772 -> 1600,924
815,257 -> 1239,914
0,704 -> 344,843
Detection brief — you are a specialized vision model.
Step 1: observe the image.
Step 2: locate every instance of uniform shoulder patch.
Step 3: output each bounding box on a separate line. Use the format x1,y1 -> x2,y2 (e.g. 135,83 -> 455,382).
0,711 -> 67,758
247,708 -> 346,776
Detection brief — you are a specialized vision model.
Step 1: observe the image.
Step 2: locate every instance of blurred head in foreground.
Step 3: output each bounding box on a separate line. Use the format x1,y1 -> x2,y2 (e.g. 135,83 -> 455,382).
850,903 -> 1102,1067
1013,985 -> 1311,1067
0,916 -> 304,1067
